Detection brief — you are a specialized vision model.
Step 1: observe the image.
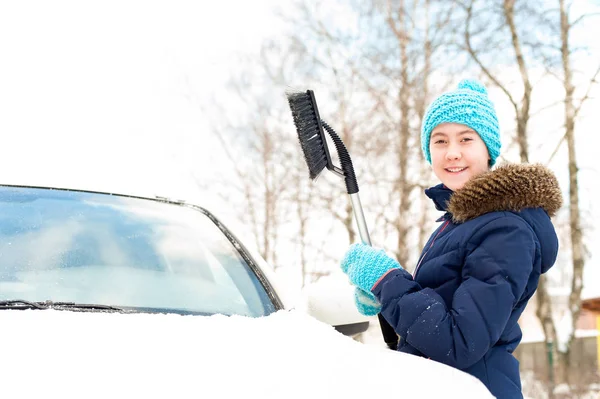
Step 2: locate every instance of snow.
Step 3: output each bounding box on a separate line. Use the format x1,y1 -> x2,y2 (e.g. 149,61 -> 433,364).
0,309 -> 493,398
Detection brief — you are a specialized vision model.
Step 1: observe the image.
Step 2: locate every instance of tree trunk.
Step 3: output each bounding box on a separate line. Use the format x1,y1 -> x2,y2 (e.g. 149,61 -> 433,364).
415,0 -> 432,261
559,0 -> 585,387
387,0 -> 412,268
503,0 -> 532,163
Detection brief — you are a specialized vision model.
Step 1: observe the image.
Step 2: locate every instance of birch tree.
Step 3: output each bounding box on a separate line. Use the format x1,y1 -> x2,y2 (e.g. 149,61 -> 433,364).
552,0 -> 600,388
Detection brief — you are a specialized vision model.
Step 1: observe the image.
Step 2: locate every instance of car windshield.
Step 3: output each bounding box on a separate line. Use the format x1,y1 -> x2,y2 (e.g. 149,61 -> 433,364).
0,186 -> 277,317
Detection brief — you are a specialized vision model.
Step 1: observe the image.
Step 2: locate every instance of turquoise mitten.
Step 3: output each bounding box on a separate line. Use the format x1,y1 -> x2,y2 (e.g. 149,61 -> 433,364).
341,243 -> 402,292
354,287 -> 381,316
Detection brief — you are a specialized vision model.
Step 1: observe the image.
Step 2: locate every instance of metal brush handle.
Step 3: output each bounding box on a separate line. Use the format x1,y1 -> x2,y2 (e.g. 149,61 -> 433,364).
350,193 -> 371,245
352,192 -> 398,349
321,118 -> 398,350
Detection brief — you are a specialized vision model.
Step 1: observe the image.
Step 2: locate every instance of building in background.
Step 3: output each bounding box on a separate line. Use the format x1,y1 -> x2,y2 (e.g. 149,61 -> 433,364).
516,291 -> 600,394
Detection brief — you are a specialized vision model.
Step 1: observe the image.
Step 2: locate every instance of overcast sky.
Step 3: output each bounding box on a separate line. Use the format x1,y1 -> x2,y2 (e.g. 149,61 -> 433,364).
0,0 -> 281,202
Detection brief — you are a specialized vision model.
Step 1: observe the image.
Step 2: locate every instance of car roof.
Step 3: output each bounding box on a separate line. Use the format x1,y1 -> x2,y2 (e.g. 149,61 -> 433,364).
0,181 -> 184,205
0,175 -> 197,205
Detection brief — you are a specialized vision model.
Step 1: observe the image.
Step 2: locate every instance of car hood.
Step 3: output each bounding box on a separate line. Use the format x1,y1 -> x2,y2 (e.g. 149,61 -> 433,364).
0,310 -> 493,398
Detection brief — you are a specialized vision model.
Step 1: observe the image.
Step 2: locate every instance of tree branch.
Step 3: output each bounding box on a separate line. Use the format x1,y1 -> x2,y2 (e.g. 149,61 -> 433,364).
464,1 -> 519,111
573,63 -> 600,119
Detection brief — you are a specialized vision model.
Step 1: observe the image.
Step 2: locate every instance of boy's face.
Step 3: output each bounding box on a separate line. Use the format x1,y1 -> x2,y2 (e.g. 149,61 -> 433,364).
429,123 -> 491,191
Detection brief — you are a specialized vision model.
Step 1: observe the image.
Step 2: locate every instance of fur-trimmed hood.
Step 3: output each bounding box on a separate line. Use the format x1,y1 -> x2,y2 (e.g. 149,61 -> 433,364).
448,163 -> 563,223
424,162 -> 561,274
424,163 -> 562,272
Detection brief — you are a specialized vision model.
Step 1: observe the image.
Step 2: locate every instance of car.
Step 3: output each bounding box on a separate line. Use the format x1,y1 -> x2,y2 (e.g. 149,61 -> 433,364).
0,183 -> 493,398
0,183 -> 368,333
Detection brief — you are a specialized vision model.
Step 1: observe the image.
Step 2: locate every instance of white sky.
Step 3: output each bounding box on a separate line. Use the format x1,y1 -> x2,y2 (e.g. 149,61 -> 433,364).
0,309 -> 494,398
0,0 -> 281,207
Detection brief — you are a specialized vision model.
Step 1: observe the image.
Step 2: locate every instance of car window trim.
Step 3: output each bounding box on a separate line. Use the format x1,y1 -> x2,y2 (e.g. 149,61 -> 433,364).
190,205 -> 285,311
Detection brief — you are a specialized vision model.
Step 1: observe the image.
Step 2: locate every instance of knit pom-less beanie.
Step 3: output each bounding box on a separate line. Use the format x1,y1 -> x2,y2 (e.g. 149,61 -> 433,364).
421,79 -> 501,166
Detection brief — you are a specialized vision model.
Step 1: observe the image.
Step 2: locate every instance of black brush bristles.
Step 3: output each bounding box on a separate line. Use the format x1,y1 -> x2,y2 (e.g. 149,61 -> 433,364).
286,90 -> 329,180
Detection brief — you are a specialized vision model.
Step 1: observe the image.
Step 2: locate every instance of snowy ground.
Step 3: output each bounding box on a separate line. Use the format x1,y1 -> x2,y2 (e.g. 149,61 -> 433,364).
0,309 -> 493,398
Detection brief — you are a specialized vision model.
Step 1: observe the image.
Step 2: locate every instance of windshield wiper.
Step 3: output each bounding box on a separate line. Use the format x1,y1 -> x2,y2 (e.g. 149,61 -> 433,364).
0,299 -> 47,309
0,299 -> 124,312
42,301 -> 125,312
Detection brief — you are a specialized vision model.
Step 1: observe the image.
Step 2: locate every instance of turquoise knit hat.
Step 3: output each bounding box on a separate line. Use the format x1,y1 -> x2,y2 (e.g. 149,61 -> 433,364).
421,79 -> 501,166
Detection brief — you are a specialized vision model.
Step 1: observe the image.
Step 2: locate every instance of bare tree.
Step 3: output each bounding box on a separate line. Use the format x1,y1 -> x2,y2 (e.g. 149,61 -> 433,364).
410,0 -> 436,257
350,0 -> 456,268
553,0 -> 600,388
266,2 -> 464,289
198,40 -> 312,274
384,0 -> 413,267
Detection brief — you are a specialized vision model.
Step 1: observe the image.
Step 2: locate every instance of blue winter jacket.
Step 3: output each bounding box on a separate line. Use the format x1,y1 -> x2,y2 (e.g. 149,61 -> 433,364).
372,164 -> 562,399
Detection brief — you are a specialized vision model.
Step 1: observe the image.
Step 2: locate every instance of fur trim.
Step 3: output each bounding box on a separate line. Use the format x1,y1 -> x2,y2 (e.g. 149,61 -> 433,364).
448,163 -> 563,223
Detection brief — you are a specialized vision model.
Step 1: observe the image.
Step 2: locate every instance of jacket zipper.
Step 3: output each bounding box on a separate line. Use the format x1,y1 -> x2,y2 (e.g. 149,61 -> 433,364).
413,219 -> 450,278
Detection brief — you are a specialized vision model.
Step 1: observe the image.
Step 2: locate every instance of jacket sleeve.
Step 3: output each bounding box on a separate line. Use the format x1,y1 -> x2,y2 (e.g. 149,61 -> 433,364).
372,215 -> 536,369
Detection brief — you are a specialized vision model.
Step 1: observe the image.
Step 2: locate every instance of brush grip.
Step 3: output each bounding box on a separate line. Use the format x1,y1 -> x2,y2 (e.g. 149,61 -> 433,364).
321,121 -> 359,194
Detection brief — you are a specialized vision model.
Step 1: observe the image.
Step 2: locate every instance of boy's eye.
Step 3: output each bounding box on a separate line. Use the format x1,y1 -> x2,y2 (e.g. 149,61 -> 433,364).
434,140 -> 446,144
462,137 -> 473,142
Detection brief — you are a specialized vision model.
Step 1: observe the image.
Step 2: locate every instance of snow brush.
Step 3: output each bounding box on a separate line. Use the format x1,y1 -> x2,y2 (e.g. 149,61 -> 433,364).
286,89 -> 398,350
